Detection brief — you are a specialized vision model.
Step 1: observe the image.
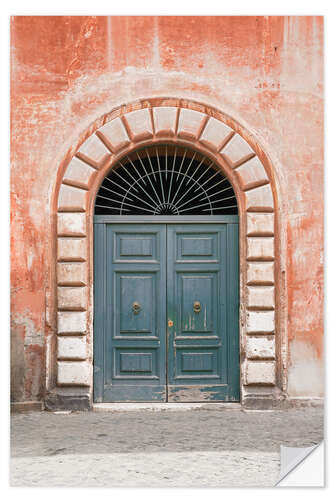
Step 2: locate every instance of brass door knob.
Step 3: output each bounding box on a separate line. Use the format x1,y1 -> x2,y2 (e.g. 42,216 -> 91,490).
132,301 -> 141,314
193,301 -> 201,313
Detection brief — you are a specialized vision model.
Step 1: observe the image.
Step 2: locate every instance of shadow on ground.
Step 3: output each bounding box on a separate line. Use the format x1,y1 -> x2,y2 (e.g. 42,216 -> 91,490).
11,407 -> 323,457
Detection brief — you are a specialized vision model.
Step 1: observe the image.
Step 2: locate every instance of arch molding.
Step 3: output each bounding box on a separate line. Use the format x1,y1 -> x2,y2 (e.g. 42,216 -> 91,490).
48,98 -> 284,410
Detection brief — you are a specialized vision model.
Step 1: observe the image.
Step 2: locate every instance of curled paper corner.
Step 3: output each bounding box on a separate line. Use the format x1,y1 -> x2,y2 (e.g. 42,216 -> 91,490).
276,441 -> 324,487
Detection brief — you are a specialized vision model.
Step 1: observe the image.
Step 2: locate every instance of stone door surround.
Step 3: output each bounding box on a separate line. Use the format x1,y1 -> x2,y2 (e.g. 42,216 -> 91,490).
48,98 -> 283,410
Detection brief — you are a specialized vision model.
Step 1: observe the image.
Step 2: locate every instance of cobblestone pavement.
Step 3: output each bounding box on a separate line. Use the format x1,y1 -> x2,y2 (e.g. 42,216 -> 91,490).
10,406 -> 323,487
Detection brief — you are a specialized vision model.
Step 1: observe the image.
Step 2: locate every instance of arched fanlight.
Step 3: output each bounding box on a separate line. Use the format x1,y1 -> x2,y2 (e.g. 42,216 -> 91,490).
94,144 -> 238,215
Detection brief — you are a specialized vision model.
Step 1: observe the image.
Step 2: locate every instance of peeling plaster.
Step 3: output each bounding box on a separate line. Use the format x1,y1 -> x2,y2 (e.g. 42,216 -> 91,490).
12,312 -> 44,347
288,340 -> 324,397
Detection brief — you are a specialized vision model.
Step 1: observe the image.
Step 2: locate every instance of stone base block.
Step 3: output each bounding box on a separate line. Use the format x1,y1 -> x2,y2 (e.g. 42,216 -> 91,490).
242,386 -> 286,409
44,389 -> 91,412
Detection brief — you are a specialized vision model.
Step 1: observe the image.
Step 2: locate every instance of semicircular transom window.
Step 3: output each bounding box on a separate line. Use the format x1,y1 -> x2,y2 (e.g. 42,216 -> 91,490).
95,144 -> 238,215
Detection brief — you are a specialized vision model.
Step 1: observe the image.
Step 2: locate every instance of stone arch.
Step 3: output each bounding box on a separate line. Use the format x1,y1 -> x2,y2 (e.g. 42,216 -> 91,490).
51,98 -> 282,409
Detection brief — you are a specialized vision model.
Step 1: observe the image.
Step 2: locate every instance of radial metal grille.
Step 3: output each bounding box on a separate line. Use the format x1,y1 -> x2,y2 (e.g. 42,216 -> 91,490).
94,144 -> 238,215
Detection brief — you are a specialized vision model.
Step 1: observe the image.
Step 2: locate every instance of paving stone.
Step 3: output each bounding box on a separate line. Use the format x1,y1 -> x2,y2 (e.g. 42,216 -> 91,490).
10,407 -> 323,487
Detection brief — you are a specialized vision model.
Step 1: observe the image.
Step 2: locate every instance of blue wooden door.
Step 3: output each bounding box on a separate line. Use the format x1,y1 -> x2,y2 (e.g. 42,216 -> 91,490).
94,220 -> 239,402
94,223 -> 167,402
166,224 -> 239,401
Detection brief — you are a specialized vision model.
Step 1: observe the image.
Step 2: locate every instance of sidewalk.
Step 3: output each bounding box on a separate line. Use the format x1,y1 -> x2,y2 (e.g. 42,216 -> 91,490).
10,406 -> 323,487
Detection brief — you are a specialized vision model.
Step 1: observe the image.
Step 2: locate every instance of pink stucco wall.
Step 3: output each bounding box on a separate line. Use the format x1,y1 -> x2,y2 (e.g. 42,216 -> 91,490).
10,16 -> 324,402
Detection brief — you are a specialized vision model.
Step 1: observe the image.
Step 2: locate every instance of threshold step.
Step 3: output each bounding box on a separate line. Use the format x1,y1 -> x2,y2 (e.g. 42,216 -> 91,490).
93,402 -> 241,412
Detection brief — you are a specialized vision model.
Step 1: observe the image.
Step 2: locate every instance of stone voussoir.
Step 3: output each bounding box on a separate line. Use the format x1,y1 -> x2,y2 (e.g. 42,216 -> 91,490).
177,108 -> 207,140
63,157 -> 97,190
221,133 -> 254,167
199,117 -> 233,152
123,108 -> 153,142
152,107 -> 178,137
235,156 -> 269,191
97,117 -> 130,153
76,133 -> 111,168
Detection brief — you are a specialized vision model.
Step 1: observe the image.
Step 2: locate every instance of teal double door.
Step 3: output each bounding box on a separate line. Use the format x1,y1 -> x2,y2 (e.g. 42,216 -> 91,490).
94,217 -> 239,402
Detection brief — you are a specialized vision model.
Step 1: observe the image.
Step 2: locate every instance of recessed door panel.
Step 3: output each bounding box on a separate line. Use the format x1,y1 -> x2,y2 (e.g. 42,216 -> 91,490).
180,274 -> 216,334
114,348 -> 159,379
177,348 -> 219,378
177,232 -> 219,261
115,233 -> 158,262
116,274 -> 155,334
